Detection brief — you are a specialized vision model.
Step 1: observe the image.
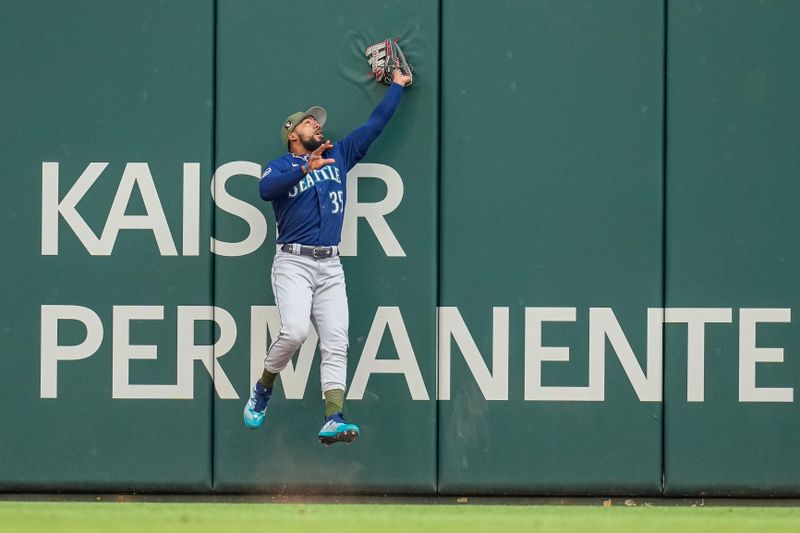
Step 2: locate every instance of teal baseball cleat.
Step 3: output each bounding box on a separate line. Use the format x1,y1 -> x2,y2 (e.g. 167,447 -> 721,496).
243,382 -> 272,429
318,412 -> 360,445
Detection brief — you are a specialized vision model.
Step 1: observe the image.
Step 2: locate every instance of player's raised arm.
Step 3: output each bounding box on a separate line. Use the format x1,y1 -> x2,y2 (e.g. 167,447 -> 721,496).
335,39 -> 415,170
337,76 -> 407,170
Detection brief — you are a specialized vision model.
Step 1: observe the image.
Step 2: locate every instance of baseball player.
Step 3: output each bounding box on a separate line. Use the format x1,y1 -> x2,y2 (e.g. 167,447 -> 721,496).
244,67 -> 412,445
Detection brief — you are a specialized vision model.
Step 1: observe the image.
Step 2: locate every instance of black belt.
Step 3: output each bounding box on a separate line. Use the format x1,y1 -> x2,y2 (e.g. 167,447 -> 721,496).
281,244 -> 338,259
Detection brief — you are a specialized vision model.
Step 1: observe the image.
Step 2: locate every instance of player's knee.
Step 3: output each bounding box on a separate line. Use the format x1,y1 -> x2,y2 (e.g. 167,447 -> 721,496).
281,323 -> 309,348
319,340 -> 348,359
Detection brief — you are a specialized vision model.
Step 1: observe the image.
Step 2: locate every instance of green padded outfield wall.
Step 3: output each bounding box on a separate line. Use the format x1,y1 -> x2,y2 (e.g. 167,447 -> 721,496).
0,0 -> 215,490
211,0 -> 438,493
2,0 -> 800,496
438,0 -> 665,494
664,0 -> 800,496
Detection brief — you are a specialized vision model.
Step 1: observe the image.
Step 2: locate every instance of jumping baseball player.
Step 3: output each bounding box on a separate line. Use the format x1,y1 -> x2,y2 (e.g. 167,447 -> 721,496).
244,42 -> 413,446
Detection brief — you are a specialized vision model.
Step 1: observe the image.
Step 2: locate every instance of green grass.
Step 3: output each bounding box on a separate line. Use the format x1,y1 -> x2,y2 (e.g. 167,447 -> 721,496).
2,502 -> 800,533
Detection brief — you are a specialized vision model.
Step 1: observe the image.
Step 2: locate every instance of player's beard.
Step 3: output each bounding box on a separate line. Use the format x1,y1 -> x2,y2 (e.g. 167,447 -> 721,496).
299,132 -> 323,152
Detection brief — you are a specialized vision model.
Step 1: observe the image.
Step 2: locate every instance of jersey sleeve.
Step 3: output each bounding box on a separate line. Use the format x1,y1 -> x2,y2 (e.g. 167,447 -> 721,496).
336,82 -> 405,171
259,158 -> 305,201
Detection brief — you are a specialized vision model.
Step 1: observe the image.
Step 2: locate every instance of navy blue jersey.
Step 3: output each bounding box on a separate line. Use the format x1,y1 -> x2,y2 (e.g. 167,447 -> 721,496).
259,83 -> 404,246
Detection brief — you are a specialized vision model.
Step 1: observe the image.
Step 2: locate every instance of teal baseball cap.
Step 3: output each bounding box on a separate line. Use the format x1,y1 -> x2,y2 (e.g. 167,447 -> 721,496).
281,106 -> 327,148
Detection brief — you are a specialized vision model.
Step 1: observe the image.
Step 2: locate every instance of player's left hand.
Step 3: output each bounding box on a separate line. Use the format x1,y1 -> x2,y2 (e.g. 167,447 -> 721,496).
392,68 -> 413,87
366,38 -> 413,87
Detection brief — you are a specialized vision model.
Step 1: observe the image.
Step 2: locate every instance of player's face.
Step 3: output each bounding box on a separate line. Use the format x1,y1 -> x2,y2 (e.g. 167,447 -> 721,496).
294,116 -> 324,151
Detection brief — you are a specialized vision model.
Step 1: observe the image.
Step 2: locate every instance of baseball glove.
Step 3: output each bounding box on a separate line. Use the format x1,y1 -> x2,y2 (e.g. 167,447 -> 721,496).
365,37 -> 413,86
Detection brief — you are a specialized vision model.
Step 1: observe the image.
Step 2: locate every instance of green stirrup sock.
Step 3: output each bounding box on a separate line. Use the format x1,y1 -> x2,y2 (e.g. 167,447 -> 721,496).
324,389 -> 345,417
258,369 -> 278,389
